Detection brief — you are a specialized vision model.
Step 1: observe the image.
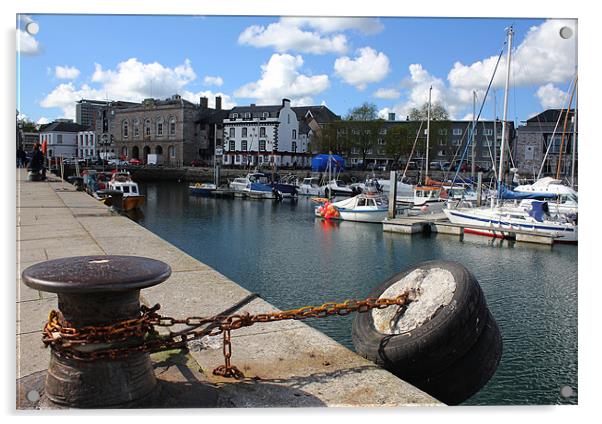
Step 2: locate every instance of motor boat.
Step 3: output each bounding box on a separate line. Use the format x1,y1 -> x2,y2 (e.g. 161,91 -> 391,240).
315,190 -> 389,223
396,186 -> 446,214
299,177 -> 322,196
106,171 -> 145,211
189,182 -> 217,196
321,179 -> 355,197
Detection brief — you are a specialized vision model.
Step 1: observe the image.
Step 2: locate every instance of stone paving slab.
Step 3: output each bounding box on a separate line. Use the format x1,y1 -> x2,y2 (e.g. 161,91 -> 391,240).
15,169 -> 440,407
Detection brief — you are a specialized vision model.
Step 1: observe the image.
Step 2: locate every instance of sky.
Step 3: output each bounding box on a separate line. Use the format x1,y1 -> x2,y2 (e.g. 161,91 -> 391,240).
16,14 -> 577,127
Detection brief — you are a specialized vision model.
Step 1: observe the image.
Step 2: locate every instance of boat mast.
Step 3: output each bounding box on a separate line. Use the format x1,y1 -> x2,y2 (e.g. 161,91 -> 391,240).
571,81 -> 578,188
425,85 -> 432,181
493,89 -> 497,174
497,26 -> 513,199
555,76 -> 577,180
471,90 -> 476,178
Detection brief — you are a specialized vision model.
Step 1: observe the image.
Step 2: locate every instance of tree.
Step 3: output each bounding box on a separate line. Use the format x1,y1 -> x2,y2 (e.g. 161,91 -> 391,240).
18,118 -> 38,133
409,102 -> 449,121
345,103 -> 383,169
383,125 -> 414,166
310,121 -> 351,156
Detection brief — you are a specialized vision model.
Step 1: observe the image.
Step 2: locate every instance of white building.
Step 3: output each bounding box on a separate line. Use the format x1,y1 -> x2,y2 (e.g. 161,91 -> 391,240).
76,130 -> 98,160
39,120 -> 89,159
222,99 -> 309,168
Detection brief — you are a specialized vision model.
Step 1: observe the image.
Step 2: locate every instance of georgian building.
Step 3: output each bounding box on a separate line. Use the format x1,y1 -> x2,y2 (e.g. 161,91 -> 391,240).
110,95 -> 202,166
76,131 -> 98,160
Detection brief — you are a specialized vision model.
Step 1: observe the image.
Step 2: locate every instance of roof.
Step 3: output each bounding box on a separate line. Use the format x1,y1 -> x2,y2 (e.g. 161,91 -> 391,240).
292,105 -> 341,123
526,109 -> 575,124
39,121 -> 90,133
229,104 -> 282,118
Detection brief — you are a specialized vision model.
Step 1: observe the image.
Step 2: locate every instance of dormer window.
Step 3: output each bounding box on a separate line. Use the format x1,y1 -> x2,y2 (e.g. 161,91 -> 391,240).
262,112 -> 269,119
232,113 -> 238,119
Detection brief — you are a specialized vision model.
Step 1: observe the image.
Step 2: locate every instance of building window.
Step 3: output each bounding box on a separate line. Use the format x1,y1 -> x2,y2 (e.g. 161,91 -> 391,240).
483,128 -> 493,136
259,140 -> 266,151
260,127 -> 266,137
241,140 -> 247,151
438,150 -> 446,157
244,112 -> 251,120
379,128 -> 387,135
122,120 -> 129,138
351,147 -> 359,154
145,119 -> 151,136
169,117 -> 176,135
438,138 -> 446,146
287,114 -> 290,124
235,155 -> 241,163
168,145 -> 176,158
453,128 -> 463,136
122,146 -> 128,157
292,129 -> 297,139
229,127 -> 235,138
378,138 -> 385,145
57,134 -> 63,144
242,128 -> 248,138
262,112 -> 269,119
452,139 -> 461,146
482,150 -> 490,157
438,128 -> 447,135
229,140 -> 235,151
157,119 -> 164,136
292,141 -> 297,152
232,113 -> 238,119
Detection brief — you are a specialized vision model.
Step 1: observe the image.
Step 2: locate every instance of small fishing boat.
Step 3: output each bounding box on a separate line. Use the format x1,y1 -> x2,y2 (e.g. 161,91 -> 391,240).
321,179 -> 355,197
396,186 -> 446,214
299,177 -> 322,196
189,182 -> 217,196
315,191 -> 389,223
107,171 -> 145,211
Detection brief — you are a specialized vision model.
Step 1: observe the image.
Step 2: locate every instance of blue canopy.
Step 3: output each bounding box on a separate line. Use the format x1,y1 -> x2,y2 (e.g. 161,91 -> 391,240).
498,185 -> 557,200
311,154 -> 345,172
528,201 -> 550,222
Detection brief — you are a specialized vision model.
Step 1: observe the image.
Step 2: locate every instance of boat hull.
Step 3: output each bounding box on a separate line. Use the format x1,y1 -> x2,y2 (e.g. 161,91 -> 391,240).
122,195 -> 145,211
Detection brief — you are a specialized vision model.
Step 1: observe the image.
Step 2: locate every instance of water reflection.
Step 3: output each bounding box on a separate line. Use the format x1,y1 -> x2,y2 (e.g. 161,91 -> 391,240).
136,181 -> 578,405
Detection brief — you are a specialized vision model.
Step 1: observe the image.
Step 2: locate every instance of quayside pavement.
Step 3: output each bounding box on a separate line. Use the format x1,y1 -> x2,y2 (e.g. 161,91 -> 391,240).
15,168 -> 439,407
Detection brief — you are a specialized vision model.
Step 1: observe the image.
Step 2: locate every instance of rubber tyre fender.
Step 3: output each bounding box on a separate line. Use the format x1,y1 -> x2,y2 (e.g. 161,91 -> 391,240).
408,309 -> 503,405
352,260 -> 489,379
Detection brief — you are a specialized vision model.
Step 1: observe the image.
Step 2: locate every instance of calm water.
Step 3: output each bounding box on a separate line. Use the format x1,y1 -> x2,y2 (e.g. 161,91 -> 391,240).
134,181 -> 578,405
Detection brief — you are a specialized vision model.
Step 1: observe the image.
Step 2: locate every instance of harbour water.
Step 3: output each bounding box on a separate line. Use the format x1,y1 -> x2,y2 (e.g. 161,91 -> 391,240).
133,180 -> 577,405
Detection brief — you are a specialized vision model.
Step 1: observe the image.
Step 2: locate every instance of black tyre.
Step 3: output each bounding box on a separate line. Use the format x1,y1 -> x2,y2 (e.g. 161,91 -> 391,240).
409,309 -> 503,405
352,260 -> 489,379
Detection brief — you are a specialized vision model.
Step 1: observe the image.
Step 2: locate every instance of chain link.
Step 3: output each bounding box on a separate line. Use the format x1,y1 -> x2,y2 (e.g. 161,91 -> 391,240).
41,289 -> 417,378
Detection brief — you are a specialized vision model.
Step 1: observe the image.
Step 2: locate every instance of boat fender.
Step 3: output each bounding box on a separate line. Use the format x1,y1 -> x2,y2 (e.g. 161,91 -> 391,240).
352,260 -> 501,405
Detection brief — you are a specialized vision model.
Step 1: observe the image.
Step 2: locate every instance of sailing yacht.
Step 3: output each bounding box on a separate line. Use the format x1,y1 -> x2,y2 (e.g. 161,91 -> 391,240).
443,27 -> 578,243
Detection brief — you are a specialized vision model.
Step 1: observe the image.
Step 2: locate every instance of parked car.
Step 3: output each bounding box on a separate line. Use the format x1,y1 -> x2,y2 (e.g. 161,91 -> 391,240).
108,159 -> 128,167
128,158 -> 142,166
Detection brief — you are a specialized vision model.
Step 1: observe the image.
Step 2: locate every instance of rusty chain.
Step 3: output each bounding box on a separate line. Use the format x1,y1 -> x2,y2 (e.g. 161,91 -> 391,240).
42,289 -> 417,378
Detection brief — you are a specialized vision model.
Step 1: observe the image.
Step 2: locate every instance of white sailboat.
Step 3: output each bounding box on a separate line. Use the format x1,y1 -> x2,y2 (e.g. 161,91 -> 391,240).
443,26 -> 578,243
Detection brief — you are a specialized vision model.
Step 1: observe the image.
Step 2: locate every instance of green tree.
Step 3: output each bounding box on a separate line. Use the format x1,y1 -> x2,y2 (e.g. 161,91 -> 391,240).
310,121 -> 350,156
345,102 -> 383,169
407,103 -> 451,167
409,102 -> 449,121
18,118 -> 38,133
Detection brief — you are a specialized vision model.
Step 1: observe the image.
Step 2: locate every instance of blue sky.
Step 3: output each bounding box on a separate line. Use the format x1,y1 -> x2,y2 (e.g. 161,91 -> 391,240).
16,15 -> 577,126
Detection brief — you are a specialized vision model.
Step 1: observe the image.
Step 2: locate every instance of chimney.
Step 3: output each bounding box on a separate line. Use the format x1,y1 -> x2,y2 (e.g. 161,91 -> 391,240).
215,96 -> 222,110
388,112 -> 396,121
200,97 -> 208,108
406,115 -> 410,121
282,98 -> 291,107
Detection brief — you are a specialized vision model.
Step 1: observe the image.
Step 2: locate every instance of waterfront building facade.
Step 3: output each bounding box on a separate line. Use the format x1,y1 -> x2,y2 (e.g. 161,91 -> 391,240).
514,109 -> 576,180
76,131 -> 98,160
39,120 -> 89,159
111,95 -> 202,166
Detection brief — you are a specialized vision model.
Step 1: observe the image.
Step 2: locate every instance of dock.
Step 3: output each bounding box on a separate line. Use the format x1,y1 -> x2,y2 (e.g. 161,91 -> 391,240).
16,169 -> 439,408
383,213 -> 557,245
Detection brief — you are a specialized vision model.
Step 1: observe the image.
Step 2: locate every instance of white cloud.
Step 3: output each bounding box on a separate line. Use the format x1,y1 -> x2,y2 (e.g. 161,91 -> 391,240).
55,65 -> 81,80
37,117 -> 50,125
535,83 -> 568,109
280,17 -> 384,35
238,21 -> 348,55
334,47 -> 390,90
17,29 -> 40,55
374,88 -> 400,100
40,82 -> 104,119
448,19 -> 577,91
234,53 -> 329,105
203,76 -> 224,87
181,90 -> 236,109
91,58 -> 196,101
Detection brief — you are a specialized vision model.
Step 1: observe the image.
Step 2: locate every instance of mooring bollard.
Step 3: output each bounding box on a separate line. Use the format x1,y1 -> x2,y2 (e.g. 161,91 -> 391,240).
21,255 -> 171,408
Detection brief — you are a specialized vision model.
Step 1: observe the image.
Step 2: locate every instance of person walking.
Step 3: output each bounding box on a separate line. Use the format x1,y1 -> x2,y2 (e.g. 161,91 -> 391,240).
28,143 -> 46,180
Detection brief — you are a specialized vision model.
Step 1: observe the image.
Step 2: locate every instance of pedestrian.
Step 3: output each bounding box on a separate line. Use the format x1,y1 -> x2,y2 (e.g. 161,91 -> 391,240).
28,143 -> 46,180
16,146 -> 24,167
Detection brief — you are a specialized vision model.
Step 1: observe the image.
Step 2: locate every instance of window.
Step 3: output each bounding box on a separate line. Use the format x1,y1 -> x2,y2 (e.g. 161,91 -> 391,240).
241,140 -> 247,151
169,117 -> 176,135
292,141 -> 297,152
245,112 -> 251,119
351,147 -> 359,154
145,119 -> 151,136
483,128 -> 493,136
379,128 -> 387,135
452,139 -> 461,146
133,119 -> 140,137
122,121 -> 129,138
231,113 -> 238,119
262,112 -> 269,119
260,127 -> 266,137
169,145 -> 176,158
473,129 -> 478,135
242,128 -> 247,138
438,128 -> 447,135
57,134 -> 63,144
131,186 -> 138,194
438,138 -> 446,146
229,127 -> 235,138
453,128 -> 463,136
259,140 -> 266,151
482,150 -> 490,157
438,150 -> 446,157
287,114 -> 290,124
157,119 -> 164,136
292,129 -> 297,139
378,138 -> 386,145
229,140 -> 235,151
235,155 -> 241,163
